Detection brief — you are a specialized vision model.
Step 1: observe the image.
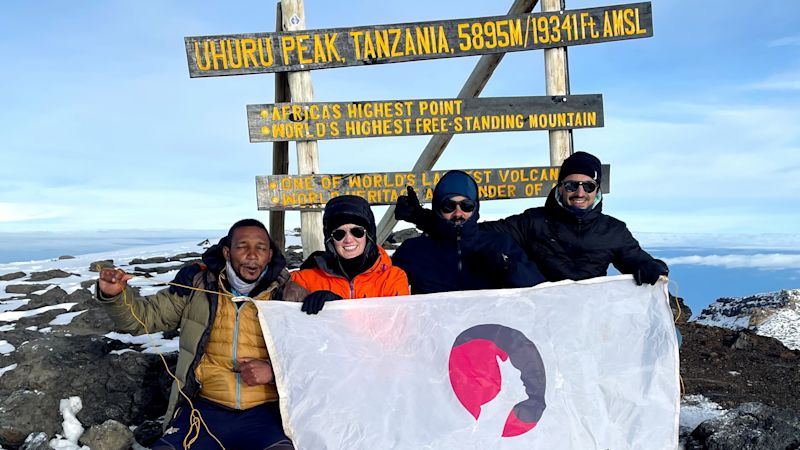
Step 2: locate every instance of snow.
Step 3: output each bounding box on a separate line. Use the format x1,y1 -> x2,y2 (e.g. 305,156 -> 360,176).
692,289 -> 800,350
31,284 -> 57,296
0,303 -> 77,322
0,364 -> 18,378
49,310 -> 87,326
49,396 -> 89,450
680,394 -> 727,432
0,299 -> 29,313
105,331 -> 179,354
0,340 -> 15,355
0,324 -> 14,332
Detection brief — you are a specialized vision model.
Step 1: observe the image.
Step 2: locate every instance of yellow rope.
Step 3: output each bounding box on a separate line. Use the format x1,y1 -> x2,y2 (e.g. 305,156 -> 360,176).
667,278 -> 686,398
120,281 -> 226,450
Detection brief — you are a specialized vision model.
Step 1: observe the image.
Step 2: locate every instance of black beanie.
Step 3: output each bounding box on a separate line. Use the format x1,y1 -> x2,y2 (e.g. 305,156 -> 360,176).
557,151 -> 602,183
322,195 -> 376,241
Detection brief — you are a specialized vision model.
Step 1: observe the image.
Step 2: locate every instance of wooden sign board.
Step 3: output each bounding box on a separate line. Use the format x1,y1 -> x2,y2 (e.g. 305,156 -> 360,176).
186,2 -> 652,77
256,165 -> 610,210
247,95 -> 602,142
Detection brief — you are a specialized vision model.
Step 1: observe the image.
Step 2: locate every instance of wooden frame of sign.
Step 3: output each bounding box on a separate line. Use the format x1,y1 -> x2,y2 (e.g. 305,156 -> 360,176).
185,2 -> 652,77
256,165 -> 610,210
247,94 -> 603,142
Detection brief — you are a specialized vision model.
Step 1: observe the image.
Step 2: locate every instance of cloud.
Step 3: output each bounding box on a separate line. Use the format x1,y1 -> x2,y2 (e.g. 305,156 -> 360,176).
768,35 -> 800,47
0,203 -> 65,223
664,253 -> 800,270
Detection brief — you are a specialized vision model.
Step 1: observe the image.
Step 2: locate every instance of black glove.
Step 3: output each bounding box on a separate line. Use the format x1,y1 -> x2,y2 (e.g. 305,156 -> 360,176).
395,186 -> 438,234
301,290 -> 343,315
395,186 -> 423,222
169,263 -> 205,296
633,260 -> 666,286
465,247 -> 511,280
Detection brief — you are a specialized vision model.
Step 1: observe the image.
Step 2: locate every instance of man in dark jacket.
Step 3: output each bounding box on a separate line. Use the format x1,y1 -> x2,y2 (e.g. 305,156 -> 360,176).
396,152 -> 667,285
392,170 -> 546,294
96,219 -> 306,450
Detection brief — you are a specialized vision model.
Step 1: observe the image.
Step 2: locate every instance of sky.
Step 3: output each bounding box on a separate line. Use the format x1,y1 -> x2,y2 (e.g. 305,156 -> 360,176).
1,0 -> 799,238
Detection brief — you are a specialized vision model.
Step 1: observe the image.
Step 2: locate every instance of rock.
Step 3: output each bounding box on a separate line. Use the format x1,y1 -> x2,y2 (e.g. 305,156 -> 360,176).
197,239 -> 210,246
26,270 -> 77,282
384,228 -> 420,249
67,307 -> 115,335
23,287 -> 70,310
20,432 -> 50,450
89,260 -> 114,272
0,272 -> 26,281
168,252 -> 201,261
0,335 -> 171,446
80,420 -> 134,450
80,279 -> 96,290
0,390 -> 54,448
285,249 -> 304,270
4,284 -> 50,295
57,255 -> 76,260
133,265 -> 182,275
686,402 -> 800,450
132,419 -> 163,447
128,256 -> 168,265
670,294 -> 692,324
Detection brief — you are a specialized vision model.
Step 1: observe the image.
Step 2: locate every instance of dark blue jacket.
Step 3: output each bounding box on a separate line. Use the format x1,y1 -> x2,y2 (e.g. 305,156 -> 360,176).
392,210 -> 546,295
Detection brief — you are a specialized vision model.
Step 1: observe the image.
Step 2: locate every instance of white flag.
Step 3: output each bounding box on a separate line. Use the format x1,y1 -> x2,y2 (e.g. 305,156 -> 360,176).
255,275 -> 679,450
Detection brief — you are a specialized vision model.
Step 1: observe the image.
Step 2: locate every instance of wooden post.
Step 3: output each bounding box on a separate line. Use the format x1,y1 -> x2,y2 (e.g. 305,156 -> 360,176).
375,0 -> 540,244
281,0 -> 324,257
270,2 -> 290,252
542,0 -> 573,165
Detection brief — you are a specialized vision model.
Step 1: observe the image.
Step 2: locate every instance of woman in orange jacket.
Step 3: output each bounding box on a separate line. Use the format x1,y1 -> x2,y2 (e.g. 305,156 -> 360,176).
292,195 -> 409,314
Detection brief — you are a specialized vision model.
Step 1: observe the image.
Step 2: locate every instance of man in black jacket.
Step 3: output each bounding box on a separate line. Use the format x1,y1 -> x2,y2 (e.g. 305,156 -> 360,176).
392,170 -> 545,294
396,152 -> 667,285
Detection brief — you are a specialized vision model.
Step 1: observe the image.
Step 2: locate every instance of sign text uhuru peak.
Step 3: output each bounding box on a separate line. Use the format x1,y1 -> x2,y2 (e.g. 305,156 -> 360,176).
247,95 -> 603,142
256,165 -> 611,210
185,2 -> 652,77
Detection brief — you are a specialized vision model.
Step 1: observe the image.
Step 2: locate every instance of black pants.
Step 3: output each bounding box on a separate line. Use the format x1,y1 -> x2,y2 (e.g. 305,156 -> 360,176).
153,399 -> 294,450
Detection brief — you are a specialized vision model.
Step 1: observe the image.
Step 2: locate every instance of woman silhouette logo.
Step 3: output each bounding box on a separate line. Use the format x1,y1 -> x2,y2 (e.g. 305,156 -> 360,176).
448,324 -> 547,437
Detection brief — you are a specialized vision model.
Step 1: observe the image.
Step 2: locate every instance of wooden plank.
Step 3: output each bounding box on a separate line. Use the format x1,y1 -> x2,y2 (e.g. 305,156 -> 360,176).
247,94 -> 603,142
270,1 -> 289,252
185,2 -> 653,77
281,0 -> 324,257
256,165 -> 610,210
374,0 -> 539,244
542,0 -> 573,165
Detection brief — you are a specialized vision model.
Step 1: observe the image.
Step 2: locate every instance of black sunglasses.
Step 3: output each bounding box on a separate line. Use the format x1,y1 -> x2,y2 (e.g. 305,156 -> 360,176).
561,180 -> 598,193
440,198 -> 476,214
331,226 -> 366,241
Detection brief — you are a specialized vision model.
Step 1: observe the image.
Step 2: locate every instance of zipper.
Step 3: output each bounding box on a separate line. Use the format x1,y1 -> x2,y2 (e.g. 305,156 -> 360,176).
455,223 -> 463,272
232,302 -> 242,409
349,280 -> 355,299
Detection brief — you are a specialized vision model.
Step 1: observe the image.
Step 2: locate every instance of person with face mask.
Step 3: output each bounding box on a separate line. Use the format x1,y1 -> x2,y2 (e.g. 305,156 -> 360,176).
392,170 -> 545,294
395,152 -> 668,285
290,195 -> 410,314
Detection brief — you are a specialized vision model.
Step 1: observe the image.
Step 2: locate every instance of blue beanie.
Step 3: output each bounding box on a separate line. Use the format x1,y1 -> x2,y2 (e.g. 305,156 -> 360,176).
432,170 -> 479,212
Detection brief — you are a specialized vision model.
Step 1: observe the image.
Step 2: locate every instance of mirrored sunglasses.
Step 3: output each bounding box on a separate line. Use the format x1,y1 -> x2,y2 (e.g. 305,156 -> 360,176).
561,180 -> 598,193
440,198 -> 476,214
331,226 -> 366,241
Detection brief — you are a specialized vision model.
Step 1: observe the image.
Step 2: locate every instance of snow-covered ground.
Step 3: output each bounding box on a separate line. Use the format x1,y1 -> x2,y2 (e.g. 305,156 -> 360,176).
693,289 -> 800,350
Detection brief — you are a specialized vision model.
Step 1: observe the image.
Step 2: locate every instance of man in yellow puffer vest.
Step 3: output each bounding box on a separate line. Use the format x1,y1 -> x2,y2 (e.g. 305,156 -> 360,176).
97,219 -> 307,450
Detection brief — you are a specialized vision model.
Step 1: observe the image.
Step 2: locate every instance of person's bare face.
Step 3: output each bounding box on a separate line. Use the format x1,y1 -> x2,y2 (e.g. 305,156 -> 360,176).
223,226 -> 272,282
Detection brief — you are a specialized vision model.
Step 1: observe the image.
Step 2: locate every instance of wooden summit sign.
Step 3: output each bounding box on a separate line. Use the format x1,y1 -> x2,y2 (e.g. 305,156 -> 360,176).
256,165 -> 611,210
185,2 -> 652,77
247,95 -> 602,142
